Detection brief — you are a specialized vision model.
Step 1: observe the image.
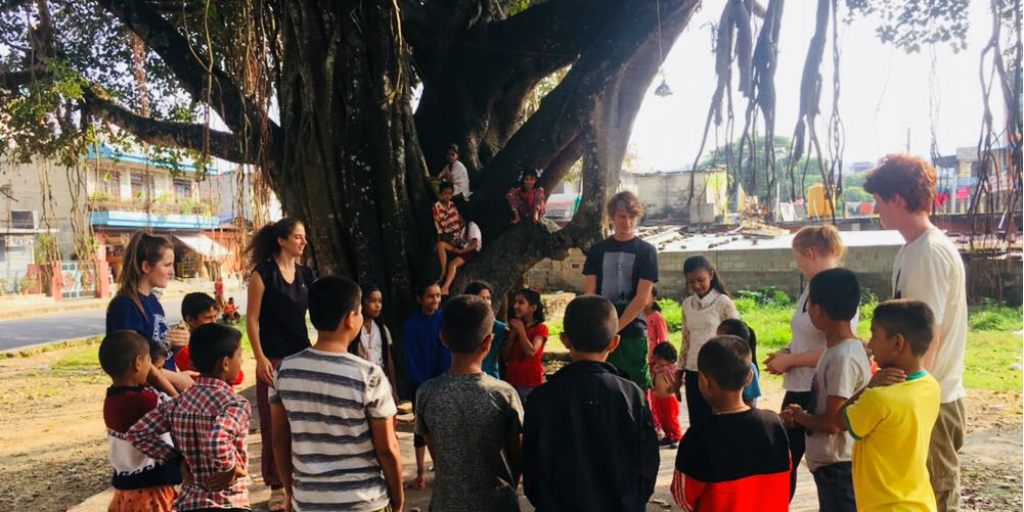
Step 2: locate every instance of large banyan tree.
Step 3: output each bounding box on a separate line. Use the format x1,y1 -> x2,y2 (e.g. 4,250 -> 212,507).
0,0 -> 1018,327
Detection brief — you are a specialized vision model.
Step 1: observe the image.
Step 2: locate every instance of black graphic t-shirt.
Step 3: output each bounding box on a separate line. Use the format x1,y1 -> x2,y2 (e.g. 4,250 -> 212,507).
582,236 -> 659,339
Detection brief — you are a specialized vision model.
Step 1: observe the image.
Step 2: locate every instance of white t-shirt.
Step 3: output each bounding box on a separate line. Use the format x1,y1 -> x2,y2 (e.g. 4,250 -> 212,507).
359,322 -> 385,368
805,338 -> 871,471
443,161 -> 472,199
892,227 -> 968,404
682,289 -> 740,371
464,221 -> 482,250
784,287 -> 860,392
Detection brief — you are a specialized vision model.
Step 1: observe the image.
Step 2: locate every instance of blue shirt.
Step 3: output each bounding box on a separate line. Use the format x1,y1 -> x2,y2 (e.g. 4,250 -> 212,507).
106,293 -> 176,370
402,308 -> 448,391
743,363 -> 761,404
482,320 -> 508,379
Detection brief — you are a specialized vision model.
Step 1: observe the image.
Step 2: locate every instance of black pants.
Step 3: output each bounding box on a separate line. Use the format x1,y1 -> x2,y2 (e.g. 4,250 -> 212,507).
782,390 -> 813,502
684,371 -> 712,428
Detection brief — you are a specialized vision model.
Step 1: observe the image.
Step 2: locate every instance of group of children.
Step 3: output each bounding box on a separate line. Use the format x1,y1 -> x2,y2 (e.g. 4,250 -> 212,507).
97,183 -> 945,512
432,150 -> 548,296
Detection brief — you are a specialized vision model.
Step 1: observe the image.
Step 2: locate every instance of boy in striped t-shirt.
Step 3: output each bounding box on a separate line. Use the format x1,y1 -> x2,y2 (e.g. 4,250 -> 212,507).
269,276 -> 403,512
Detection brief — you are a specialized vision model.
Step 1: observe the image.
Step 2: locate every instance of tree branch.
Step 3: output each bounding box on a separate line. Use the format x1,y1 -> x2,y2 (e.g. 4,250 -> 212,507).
94,0 -> 277,142
82,86 -> 254,164
0,66 -> 47,89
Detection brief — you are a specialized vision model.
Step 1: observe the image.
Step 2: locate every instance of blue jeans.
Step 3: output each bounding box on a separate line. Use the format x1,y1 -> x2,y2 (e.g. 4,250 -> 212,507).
811,461 -> 856,512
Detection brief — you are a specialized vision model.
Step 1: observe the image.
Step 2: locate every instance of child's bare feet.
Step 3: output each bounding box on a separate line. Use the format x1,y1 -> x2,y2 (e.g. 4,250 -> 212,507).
406,473 -> 427,490
440,286 -> 450,296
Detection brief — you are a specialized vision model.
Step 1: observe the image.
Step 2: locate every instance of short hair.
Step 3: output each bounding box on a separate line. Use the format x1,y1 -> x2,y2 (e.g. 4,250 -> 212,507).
448,143 -> 459,154
189,323 -> 242,374
809,268 -> 860,321
414,279 -> 440,298
182,292 -> 219,320
697,335 -> 752,391
562,295 -> 618,353
439,181 -> 455,193
463,280 -> 493,296
309,276 -> 362,331
652,341 -> 678,363
872,299 -> 936,356
863,154 -> 937,213
792,224 -> 847,259
441,295 -> 495,354
718,318 -> 758,364
606,190 -> 645,218
99,330 -> 150,378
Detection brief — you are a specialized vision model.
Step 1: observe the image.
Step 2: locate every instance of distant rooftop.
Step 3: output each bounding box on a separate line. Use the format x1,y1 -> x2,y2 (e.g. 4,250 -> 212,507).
86,145 -> 231,175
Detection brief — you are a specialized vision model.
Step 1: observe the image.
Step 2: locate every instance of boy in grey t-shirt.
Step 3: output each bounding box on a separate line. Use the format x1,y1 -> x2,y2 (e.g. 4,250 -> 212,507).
416,295 -> 524,512
782,269 -> 869,512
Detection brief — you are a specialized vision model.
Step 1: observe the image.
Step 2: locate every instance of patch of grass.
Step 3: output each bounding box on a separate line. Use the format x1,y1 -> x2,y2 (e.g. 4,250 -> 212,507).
969,304 -> 1023,332
962,331 -> 1023,392
55,342 -> 101,367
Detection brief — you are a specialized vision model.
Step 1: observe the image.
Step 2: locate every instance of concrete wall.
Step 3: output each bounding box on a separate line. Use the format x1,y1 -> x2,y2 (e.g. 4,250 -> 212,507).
527,244 -> 1023,305
628,169 -> 727,224
528,244 -> 903,302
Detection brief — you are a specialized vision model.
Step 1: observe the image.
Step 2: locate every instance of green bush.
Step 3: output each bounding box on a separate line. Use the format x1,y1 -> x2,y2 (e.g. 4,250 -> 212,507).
969,304 -> 1023,331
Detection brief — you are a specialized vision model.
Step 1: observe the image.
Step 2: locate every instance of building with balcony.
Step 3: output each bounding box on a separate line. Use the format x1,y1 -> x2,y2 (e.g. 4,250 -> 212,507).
0,146 -> 259,296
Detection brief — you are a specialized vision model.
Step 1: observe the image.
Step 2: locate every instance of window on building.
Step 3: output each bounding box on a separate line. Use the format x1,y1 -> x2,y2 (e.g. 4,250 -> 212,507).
173,178 -> 193,200
10,211 -> 35,229
93,169 -> 121,198
130,172 -> 154,200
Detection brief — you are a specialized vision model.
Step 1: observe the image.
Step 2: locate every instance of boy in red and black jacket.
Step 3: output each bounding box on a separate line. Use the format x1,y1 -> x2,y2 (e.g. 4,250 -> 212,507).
176,292 -> 244,386
672,336 -> 791,512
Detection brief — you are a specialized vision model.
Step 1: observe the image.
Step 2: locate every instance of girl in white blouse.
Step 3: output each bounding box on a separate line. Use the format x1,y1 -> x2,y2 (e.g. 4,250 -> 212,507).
764,225 -> 857,501
681,255 -> 740,426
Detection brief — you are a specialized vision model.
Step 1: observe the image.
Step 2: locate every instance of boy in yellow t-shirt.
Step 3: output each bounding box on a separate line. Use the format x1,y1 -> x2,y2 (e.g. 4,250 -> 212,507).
838,299 -> 942,512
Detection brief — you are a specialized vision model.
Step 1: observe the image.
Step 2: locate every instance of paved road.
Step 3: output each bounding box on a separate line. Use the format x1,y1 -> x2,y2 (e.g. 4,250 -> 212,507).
0,293 -> 248,352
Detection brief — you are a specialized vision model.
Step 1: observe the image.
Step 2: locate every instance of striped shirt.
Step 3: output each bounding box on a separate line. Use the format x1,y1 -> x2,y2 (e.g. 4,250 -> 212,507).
433,200 -> 462,236
269,349 -> 398,512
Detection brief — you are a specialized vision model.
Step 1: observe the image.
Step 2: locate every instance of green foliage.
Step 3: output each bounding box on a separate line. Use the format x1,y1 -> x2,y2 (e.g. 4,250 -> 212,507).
844,0 -> 970,53
962,331 -> 1023,392
735,287 -> 792,308
658,299 -> 683,332
968,303 -> 1023,332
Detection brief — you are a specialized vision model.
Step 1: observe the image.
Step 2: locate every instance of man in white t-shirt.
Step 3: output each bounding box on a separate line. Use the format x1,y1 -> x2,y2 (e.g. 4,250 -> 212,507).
440,219 -> 482,296
865,154 -> 968,512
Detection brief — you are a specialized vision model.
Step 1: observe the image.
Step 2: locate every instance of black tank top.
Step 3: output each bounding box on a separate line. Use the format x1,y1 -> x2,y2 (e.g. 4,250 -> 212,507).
254,261 -> 314,359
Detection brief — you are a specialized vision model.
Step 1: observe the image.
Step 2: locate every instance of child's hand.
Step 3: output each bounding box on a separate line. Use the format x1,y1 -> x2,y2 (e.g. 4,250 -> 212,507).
765,352 -> 791,375
205,463 -> 247,491
868,367 -> 906,388
167,327 -> 190,350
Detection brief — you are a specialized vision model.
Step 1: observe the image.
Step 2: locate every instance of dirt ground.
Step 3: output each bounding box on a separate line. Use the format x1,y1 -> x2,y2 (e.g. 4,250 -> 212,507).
1,342 -> 1020,512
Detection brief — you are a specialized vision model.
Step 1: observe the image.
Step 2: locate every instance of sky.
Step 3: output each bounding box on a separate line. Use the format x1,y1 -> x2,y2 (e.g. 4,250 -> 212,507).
629,0 -> 1010,172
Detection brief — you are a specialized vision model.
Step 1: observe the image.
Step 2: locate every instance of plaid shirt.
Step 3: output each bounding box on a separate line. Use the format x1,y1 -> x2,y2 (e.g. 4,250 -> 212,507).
128,377 -> 251,511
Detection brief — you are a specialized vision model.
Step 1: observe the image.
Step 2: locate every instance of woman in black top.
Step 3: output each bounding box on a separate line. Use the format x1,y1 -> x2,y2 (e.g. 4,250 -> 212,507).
245,217 -> 313,511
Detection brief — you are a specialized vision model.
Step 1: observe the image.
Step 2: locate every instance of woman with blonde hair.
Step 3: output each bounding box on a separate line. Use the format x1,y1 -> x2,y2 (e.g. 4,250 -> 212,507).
765,224 -> 859,501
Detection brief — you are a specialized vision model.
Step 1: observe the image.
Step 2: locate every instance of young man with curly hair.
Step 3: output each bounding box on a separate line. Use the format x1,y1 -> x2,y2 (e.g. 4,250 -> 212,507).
864,154 -> 968,512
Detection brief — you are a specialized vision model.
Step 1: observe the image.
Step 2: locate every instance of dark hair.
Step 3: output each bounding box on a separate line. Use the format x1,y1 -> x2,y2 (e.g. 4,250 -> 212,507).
652,341 -> 678,363
448,143 -> 459,155
309,276 -> 362,332
414,280 -> 441,298
189,323 -> 242,374
114,232 -> 173,312
442,295 -> 495,354
512,288 -> 545,324
650,285 -> 662,312
99,330 -> 150,378
562,295 -> 618,353
439,181 -> 455,193
808,268 -> 860,322
697,335 -> 752,391
872,299 -> 936,356
464,280 -> 493,296
361,284 -> 382,302
245,218 -> 303,267
717,318 -> 757,366
863,154 -> 937,214
182,292 -> 219,320
519,168 -> 540,189
683,255 -> 729,295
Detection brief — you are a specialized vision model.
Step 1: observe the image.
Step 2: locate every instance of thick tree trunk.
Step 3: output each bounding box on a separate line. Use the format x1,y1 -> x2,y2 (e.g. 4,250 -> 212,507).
274,1 -> 435,393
